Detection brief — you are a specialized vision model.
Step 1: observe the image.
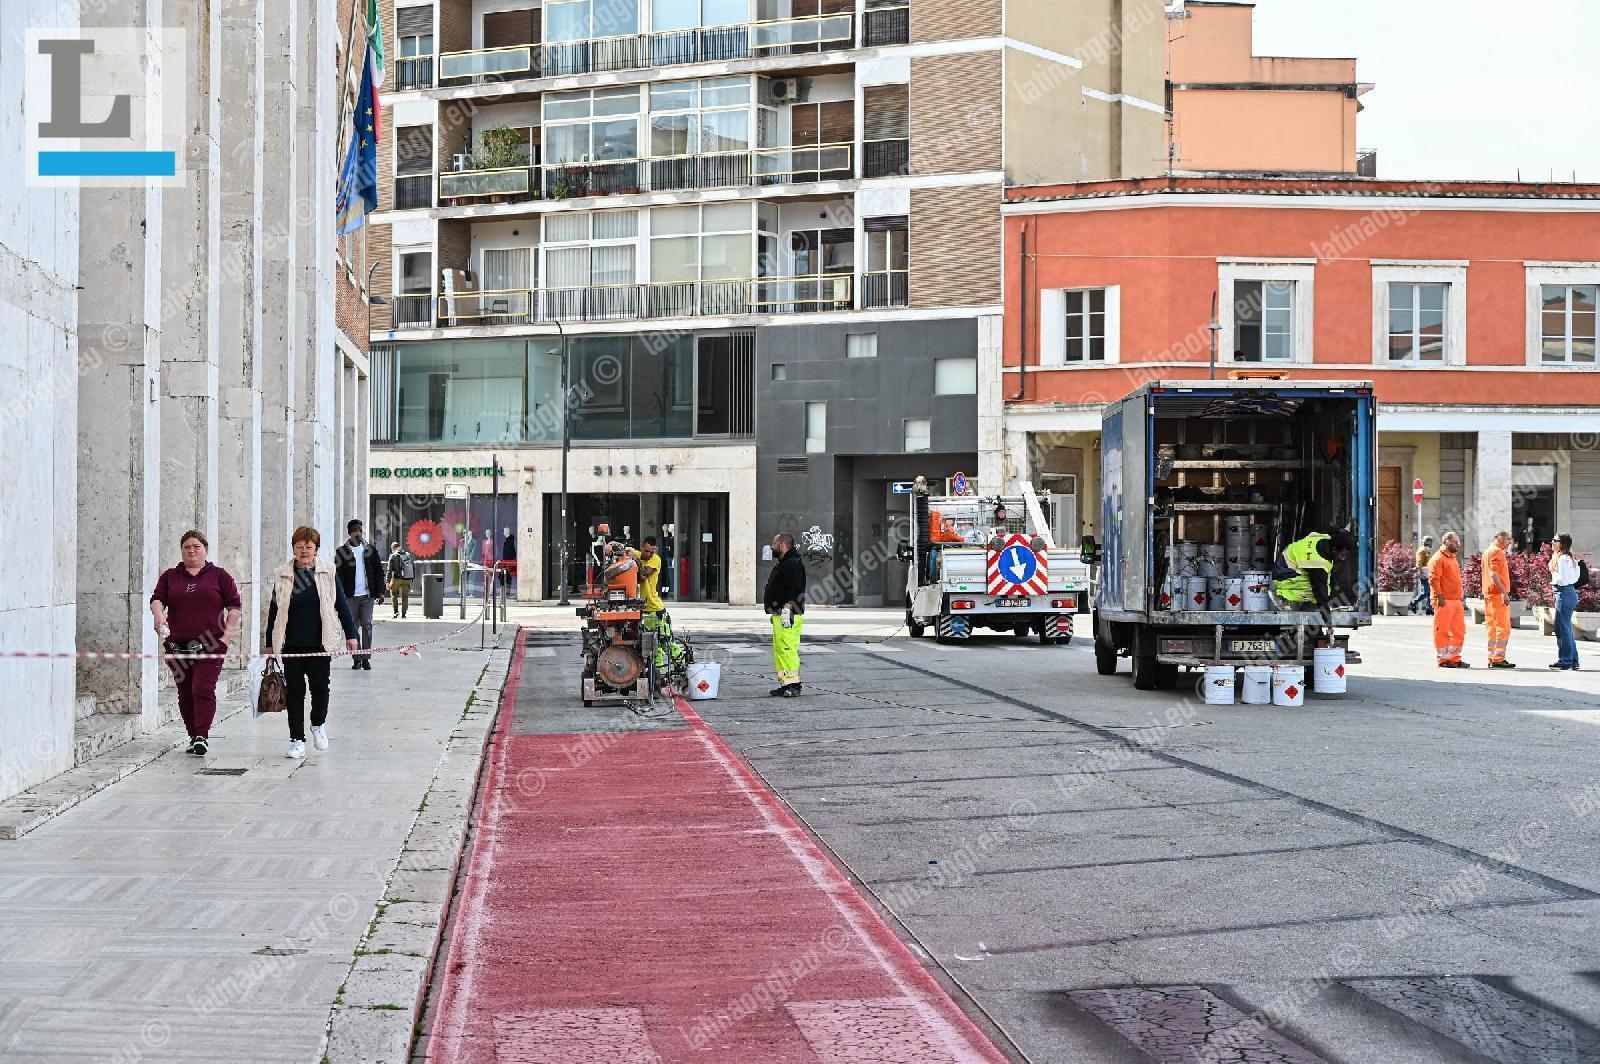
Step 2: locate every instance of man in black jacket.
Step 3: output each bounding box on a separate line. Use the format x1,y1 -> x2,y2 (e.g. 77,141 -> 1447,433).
334,519 -> 387,670
763,532 -> 806,697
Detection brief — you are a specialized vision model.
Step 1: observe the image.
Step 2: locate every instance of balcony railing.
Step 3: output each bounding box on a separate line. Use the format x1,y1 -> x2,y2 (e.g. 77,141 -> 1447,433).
427,144 -> 853,204
438,165 -> 536,201
390,274 -> 858,328
862,137 -> 910,178
860,269 -> 909,309
394,55 -> 435,91
395,174 -> 434,210
424,13 -> 855,90
863,5 -> 911,47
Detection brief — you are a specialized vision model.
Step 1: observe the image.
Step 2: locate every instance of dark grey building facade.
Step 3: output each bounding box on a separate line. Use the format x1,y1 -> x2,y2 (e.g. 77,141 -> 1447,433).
757,317 -> 980,607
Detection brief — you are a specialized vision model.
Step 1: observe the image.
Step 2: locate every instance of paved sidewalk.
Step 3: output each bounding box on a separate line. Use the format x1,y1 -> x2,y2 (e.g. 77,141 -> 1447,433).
0,619 -> 513,1063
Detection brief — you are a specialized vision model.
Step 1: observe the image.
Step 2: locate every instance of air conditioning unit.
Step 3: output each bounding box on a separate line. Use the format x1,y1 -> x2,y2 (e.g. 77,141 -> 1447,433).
768,78 -> 803,103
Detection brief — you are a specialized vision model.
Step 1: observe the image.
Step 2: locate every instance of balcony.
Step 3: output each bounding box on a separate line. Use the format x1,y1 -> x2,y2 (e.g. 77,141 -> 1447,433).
860,269 -> 908,309
439,165 -> 538,203
423,13 -> 855,91
394,174 -> 433,210
388,274 -> 858,329
862,5 -> 910,47
862,137 -> 909,178
394,55 -> 435,91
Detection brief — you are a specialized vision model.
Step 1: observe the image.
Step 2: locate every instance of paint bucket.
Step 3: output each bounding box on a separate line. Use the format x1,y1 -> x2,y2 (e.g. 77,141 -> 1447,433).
1206,577 -> 1228,611
685,662 -> 721,700
1271,665 -> 1306,707
1178,541 -> 1200,561
1225,515 -> 1253,535
1242,571 -> 1273,612
1313,646 -> 1347,696
1201,544 -> 1226,565
1241,666 -> 1273,704
1185,577 -> 1209,611
1202,665 -> 1237,705
1158,574 -> 1175,611
1250,524 -> 1270,550
1221,577 -> 1245,611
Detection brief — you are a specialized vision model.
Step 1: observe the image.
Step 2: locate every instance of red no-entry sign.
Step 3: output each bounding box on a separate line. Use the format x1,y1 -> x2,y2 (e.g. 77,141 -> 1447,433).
1413,478 -> 1424,503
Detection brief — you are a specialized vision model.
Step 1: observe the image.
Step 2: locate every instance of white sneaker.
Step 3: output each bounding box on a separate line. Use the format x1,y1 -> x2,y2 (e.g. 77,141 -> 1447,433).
311,725 -> 328,751
286,739 -> 305,759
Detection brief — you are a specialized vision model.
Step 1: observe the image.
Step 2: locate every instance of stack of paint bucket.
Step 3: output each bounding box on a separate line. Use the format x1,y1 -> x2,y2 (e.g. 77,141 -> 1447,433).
1161,541 -> 1206,612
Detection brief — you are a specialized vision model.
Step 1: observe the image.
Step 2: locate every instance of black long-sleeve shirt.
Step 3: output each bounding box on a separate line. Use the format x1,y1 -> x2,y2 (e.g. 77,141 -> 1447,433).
266,568 -> 358,649
763,550 -> 806,615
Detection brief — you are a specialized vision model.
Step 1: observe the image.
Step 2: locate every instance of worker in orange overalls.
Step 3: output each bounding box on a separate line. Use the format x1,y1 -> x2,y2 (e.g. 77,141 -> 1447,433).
1482,530 -> 1516,669
1429,531 -> 1468,668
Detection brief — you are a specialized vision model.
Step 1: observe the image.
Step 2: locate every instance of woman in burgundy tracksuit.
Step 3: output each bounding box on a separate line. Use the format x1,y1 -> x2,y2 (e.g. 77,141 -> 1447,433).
150,530 -> 242,755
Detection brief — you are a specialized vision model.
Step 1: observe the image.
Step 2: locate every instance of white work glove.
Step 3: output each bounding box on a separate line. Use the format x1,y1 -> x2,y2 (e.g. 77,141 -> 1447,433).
780,605 -> 794,629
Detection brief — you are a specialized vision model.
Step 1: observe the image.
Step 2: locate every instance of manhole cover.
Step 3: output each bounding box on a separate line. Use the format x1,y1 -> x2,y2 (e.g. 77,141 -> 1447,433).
252,946 -> 307,956
197,768 -> 249,776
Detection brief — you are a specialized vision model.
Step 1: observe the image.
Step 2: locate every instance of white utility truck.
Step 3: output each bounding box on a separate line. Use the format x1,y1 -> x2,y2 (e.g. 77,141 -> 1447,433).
900,478 -> 1089,644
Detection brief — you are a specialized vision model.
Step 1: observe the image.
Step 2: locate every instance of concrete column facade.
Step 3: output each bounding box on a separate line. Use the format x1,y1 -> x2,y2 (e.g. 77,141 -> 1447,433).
975,312 -> 1005,493
260,0 -> 299,584
75,0 -> 165,726
1473,429 -> 1514,555
218,0 -> 268,654
159,0 -> 223,553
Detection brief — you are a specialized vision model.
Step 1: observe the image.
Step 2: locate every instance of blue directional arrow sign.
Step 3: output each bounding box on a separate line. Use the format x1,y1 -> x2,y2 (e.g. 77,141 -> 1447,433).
1001,543 -> 1038,585
891,481 -> 916,494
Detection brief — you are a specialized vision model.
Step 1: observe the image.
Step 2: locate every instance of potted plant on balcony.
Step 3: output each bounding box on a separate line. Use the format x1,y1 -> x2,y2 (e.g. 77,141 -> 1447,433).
473,126 -> 528,203
1376,540 -> 1418,616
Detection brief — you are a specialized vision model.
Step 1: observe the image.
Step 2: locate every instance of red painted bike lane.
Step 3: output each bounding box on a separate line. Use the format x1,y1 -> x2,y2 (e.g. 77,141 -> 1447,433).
426,639 -> 1010,1063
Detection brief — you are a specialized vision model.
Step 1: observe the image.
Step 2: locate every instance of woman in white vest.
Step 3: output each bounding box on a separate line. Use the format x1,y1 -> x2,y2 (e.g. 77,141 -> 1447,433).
265,526 -> 360,758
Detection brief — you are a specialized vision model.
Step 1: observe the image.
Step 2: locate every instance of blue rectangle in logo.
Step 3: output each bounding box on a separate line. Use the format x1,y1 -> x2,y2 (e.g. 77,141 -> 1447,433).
38,150 -> 177,177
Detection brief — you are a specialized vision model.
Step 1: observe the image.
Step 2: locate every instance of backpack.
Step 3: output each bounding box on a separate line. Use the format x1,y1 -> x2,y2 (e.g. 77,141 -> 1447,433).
1577,558 -> 1591,590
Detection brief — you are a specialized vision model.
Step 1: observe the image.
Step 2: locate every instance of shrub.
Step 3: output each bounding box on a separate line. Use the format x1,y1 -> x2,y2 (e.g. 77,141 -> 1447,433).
1461,549 -> 1482,600
1377,540 -> 1417,592
1515,544 -> 1555,608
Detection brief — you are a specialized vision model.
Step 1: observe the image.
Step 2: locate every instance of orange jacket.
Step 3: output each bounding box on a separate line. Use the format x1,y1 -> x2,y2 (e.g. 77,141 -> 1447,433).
1428,550 -> 1463,601
1482,545 -> 1510,599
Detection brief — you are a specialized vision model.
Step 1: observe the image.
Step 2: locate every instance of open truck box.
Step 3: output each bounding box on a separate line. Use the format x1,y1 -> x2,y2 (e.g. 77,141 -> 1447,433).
1094,380 -> 1377,689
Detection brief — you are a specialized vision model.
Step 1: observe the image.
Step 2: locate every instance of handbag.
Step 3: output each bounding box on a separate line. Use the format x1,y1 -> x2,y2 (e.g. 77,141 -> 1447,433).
253,658 -> 287,716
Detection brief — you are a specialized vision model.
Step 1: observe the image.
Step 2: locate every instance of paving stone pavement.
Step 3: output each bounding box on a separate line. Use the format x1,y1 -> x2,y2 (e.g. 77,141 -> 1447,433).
0,620 -> 514,1064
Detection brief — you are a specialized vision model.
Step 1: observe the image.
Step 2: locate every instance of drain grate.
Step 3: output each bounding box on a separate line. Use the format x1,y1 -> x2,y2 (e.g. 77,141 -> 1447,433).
197,768 -> 249,776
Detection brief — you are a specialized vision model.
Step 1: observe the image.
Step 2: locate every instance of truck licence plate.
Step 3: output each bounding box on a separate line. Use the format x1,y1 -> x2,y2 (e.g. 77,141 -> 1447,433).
994,598 -> 1030,608
1230,639 -> 1275,654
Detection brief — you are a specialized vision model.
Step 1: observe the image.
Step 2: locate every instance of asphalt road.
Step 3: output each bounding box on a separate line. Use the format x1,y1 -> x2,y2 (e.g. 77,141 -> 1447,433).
680,613 -> 1600,1063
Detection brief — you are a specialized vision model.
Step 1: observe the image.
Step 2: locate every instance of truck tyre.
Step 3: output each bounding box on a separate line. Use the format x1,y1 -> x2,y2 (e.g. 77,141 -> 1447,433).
1094,614 -> 1119,675
1131,627 -> 1159,690
905,600 -> 925,638
1014,624 -> 1030,639
935,616 -> 952,645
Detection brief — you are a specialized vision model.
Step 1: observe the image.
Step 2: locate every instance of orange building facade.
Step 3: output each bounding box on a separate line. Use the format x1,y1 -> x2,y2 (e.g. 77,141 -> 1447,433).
995,176 -> 1600,556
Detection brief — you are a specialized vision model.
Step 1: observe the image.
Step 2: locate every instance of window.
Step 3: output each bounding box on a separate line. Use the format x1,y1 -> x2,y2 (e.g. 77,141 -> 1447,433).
1540,284 -> 1597,365
395,6 -> 434,89
542,210 -> 640,318
862,217 -> 908,309
846,333 -> 877,358
805,401 -> 826,453
399,251 -> 432,293
650,202 -> 754,287
543,87 -> 641,194
771,363 -> 787,380
934,358 -> 978,395
1371,264 -> 1465,365
903,418 -> 931,453
1039,287 -> 1120,366
1388,282 -> 1448,362
788,228 -> 853,276
648,78 -> 752,158
1233,281 -> 1294,362
695,332 -> 755,436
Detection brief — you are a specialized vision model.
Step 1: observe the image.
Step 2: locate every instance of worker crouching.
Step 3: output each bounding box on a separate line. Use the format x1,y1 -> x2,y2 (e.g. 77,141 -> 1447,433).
764,533 -> 807,697
1271,529 -> 1356,640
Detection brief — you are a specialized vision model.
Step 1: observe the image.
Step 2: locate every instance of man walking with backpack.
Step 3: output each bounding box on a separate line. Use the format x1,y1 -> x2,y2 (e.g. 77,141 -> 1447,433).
388,542 -> 416,618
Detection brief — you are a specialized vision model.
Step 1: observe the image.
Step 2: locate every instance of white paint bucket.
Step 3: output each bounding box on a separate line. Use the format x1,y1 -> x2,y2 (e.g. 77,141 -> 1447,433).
1201,544 -> 1226,564
1185,577 -> 1209,611
1241,666 -> 1273,704
1272,665 -> 1306,707
1206,577 -> 1228,611
1158,574 -> 1175,611
1250,524 -> 1270,551
1198,558 -> 1219,579
1202,665 -> 1236,705
1242,571 -> 1273,612
1225,515 -> 1253,535
1178,541 -> 1200,561
1221,577 -> 1245,611
1313,646 -> 1347,696
685,662 -> 721,700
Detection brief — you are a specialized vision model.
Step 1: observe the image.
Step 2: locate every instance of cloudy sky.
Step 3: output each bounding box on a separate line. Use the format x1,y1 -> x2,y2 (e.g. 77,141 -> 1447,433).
1244,0 -> 1600,182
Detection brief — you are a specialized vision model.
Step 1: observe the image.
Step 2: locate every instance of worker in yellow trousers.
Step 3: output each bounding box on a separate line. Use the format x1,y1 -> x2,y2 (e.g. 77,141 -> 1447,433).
1429,531 -> 1468,668
1482,530 -> 1516,669
763,532 -> 806,697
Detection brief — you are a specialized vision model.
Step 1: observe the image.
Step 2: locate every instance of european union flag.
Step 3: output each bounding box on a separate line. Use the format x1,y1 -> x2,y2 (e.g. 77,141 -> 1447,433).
336,44 -> 380,234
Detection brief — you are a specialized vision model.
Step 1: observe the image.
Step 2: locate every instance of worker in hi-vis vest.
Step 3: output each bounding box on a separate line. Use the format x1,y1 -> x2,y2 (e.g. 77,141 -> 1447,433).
1272,529 -> 1356,640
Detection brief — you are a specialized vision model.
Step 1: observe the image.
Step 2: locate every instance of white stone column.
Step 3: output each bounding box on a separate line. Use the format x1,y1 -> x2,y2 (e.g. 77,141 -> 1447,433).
976,312 -> 1005,493
218,0 -> 267,655
1472,429 -> 1514,555
159,0 -> 223,551
259,0 -> 298,582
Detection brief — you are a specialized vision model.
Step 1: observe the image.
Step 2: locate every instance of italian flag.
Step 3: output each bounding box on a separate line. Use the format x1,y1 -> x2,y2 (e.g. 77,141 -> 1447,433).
366,0 -> 385,86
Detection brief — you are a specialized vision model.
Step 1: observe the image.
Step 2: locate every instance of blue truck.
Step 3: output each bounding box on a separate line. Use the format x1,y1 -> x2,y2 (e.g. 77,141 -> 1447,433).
1090,378 -> 1378,690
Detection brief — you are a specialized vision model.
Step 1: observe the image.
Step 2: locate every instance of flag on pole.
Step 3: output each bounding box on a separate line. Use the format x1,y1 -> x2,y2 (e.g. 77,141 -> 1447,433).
336,47 -> 379,234
366,0 -> 386,87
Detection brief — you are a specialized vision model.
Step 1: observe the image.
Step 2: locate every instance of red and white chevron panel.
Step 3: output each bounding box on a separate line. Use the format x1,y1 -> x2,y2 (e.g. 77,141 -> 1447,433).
986,534 -> 1048,596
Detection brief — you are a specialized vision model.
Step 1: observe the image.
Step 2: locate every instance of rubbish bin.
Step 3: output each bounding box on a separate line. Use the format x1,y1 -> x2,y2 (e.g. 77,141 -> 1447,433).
422,574 -> 444,619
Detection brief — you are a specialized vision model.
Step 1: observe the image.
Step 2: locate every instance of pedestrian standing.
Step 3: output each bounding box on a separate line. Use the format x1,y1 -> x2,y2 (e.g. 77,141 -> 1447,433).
763,533 -> 806,697
150,531 -> 242,755
1550,533 -> 1583,671
387,542 -> 416,618
265,527 -> 359,759
1482,531 -> 1516,669
1429,531 -> 1468,668
1410,536 -> 1434,615
334,519 -> 386,670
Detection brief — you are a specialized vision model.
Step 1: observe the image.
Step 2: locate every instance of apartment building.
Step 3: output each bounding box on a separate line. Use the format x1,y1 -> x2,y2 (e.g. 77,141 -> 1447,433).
998,175 -> 1600,556
365,0 -> 1168,604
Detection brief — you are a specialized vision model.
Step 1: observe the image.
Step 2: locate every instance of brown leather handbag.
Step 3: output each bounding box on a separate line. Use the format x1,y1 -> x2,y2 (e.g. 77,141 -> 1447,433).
256,658 -> 287,714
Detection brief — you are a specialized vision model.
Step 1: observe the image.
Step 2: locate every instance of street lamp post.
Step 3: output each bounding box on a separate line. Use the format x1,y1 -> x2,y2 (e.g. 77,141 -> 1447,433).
366,261 -> 389,337
555,319 -> 571,605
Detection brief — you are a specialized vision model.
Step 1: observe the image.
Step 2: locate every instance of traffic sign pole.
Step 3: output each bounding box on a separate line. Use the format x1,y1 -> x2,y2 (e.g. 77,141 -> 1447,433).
1413,478 -> 1425,545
